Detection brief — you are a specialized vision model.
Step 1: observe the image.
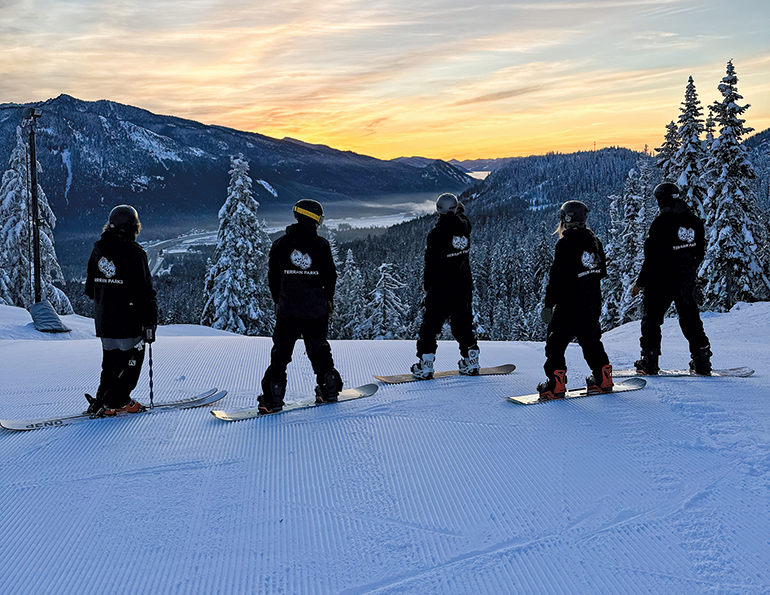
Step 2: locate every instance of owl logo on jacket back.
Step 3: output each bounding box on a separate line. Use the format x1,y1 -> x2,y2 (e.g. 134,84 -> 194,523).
290,250 -> 313,270
98,257 -> 116,278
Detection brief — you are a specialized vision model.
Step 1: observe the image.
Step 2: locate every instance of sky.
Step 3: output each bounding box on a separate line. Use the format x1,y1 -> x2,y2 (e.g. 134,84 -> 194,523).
1,0 -> 769,160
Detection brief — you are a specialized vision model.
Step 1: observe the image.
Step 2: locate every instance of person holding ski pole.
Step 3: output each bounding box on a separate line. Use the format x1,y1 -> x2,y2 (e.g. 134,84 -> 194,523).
257,199 -> 342,414
537,200 -> 613,400
411,192 -> 480,380
631,182 -> 711,375
85,205 -> 157,416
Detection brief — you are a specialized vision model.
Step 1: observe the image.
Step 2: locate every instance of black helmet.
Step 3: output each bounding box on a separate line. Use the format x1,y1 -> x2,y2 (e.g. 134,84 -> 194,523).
653,182 -> 680,207
107,205 -> 141,236
559,200 -> 589,225
435,192 -> 459,215
293,199 -> 324,226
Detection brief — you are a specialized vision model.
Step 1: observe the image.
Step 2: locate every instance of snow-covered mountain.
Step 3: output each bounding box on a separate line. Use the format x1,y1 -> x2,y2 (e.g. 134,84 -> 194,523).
0,95 -> 474,233
1,301 -> 769,593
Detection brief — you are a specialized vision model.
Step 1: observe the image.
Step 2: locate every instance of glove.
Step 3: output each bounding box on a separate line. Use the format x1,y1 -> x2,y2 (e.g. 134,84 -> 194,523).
540,307 -> 553,325
143,326 -> 157,344
456,202 -> 465,214
630,284 -> 641,298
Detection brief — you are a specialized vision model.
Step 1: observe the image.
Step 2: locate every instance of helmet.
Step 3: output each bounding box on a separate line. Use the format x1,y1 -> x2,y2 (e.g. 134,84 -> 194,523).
436,193 -> 459,215
559,200 -> 589,225
653,182 -> 680,207
293,199 -> 324,226
107,205 -> 141,235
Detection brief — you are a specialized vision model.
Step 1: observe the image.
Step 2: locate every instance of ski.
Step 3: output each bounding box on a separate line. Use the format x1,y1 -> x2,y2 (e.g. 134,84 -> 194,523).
613,366 -> 754,378
211,383 -> 379,421
374,364 -> 515,385
508,377 -> 646,405
0,388 -> 226,431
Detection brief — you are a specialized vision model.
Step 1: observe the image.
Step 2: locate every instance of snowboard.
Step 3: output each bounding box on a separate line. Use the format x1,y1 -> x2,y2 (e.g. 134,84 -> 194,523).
508,377 -> 647,405
0,388 -> 227,431
211,383 -> 379,421
374,364 -> 515,385
613,366 -> 754,378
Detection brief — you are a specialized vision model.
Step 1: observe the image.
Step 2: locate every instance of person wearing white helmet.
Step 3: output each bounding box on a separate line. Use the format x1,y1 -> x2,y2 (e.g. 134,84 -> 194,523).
411,192 -> 480,380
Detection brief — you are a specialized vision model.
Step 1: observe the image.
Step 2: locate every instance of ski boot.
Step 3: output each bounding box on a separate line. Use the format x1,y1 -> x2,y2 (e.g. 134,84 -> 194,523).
689,344 -> 712,376
586,364 -> 614,394
537,370 -> 567,401
315,369 -> 343,404
458,348 -> 480,376
411,353 -> 435,380
99,399 -> 146,417
634,348 -> 660,375
258,379 -> 286,415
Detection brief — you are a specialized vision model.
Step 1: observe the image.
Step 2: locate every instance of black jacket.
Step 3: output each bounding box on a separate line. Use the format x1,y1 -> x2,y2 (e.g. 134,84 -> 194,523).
636,198 -> 706,290
423,212 -> 473,294
268,222 -> 337,319
545,224 -> 606,313
85,229 -> 157,338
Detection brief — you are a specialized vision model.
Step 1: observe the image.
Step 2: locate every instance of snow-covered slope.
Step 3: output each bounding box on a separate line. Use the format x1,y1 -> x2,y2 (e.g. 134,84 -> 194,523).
1,303 -> 769,594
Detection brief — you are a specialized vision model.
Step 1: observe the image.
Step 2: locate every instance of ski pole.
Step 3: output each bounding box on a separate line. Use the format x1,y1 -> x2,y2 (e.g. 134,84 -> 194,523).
148,342 -> 155,409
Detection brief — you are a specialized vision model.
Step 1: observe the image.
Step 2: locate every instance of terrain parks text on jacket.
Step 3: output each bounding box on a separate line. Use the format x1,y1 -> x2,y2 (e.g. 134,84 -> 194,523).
268,222 -> 337,319
545,224 -> 607,313
85,229 -> 158,339
423,211 -> 473,294
636,198 -> 706,290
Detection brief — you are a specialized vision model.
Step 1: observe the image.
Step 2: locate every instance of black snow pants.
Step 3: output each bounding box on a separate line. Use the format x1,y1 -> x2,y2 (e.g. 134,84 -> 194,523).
639,283 -> 709,354
97,344 -> 145,408
416,291 -> 477,358
544,305 -> 609,380
261,316 -> 337,389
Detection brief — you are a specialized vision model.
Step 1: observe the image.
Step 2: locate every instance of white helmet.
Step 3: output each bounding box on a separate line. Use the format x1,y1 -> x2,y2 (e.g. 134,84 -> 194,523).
436,193 -> 459,215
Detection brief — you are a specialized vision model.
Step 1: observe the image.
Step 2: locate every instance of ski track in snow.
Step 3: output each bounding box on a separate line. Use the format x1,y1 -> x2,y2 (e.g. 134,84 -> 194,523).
1,304 -> 769,594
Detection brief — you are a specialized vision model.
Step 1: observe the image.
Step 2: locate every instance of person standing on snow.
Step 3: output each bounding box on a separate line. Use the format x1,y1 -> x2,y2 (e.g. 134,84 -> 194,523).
631,182 -> 711,375
537,200 -> 613,400
411,192 -> 480,380
257,199 -> 342,414
85,205 -> 157,416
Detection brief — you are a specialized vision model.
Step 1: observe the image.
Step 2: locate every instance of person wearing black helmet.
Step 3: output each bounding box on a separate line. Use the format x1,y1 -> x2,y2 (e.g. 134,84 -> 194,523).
630,182 -> 711,375
85,205 -> 157,416
411,192 -> 480,379
537,200 -> 613,399
257,199 -> 342,414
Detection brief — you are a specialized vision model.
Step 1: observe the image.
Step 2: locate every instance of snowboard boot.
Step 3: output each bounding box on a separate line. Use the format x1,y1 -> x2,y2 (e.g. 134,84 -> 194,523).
315,369 -> 343,404
537,370 -> 567,401
83,393 -> 103,416
586,364 -> 614,395
100,399 -> 146,417
411,353 -> 435,380
689,344 -> 713,376
458,348 -> 480,376
634,348 -> 660,375
258,379 -> 286,415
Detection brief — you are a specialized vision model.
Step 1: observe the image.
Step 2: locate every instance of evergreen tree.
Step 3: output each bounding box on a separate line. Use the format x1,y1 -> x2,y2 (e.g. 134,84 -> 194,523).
0,267 -> 12,305
616,165 -> 647,323
336,249 -> 365,338
201,154 -> 273,335
358,263 -> 408,339
601,193 -> 624,329
655,120 -> 681,182
0,126 -> 72,313
700,60 -> 770,310
675,76 -> 708,219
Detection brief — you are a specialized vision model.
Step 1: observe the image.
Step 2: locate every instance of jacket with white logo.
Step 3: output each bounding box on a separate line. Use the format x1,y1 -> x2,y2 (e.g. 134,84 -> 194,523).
636,198 -> 705,290
268,222 -> 337,319
545,224 -> 606,313
85,229 -> 157,338
423,211 -> 473,294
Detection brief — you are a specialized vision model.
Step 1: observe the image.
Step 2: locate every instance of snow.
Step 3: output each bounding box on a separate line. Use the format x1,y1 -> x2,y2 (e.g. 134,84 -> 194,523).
1,302 -> 770,593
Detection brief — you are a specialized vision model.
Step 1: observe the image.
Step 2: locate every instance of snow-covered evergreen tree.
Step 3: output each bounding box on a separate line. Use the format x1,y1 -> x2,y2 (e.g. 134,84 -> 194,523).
0,267 -> 12,305
0,126 -> 72,313
655,120 -> 681,182
358,263 -> 408,339
700,60 -> 770,310
616,165 -> 648,324
201,154 -> 273,335
601,193 -> 624,329
336,249 -> 365,338
675,76 -> 708,219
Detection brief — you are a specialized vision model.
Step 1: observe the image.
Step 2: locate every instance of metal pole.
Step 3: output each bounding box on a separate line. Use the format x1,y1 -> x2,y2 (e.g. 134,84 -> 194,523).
28,116 -> 42,304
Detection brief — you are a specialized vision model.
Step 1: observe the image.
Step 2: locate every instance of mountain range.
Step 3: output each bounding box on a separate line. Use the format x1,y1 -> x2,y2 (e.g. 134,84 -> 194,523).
0,95 -> 473,235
